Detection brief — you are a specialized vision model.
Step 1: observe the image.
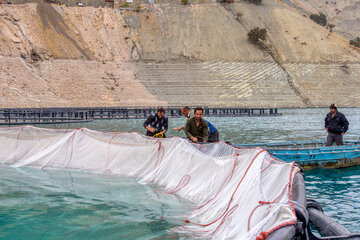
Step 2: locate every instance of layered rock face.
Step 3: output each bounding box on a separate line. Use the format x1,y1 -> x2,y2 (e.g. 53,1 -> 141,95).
0,3 -> 164,107
130,1 -> 360,107
280,0 -> 360,40
0,1 -> 359,108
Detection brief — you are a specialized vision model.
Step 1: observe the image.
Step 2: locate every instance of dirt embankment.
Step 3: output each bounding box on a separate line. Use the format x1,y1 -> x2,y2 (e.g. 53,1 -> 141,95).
0,1 -> 359,108
127,1 -> 360,107
126,1 -> 360,63
281,0 -> 360,41
0,3 -> 165,107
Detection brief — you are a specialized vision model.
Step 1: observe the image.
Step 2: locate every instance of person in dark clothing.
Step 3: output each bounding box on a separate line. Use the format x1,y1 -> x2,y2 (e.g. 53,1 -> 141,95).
143,107 -> 168,137
185,107 -> 209,142
206,120 -> 219,142
324,104 -> 349,146
174,106 -> 219,142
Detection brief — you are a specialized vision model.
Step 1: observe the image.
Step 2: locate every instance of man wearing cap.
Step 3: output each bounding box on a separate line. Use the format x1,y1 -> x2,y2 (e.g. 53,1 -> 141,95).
324,104 -> 349,146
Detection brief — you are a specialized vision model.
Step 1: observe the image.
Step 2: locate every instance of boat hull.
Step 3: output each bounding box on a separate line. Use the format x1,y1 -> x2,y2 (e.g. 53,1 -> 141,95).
235,140 -> 360,170
270,153 -> 360,170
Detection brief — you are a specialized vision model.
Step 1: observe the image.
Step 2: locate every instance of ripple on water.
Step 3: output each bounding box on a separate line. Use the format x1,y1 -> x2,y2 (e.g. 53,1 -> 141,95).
305,165 -> 360,233
0,164 -> 192,240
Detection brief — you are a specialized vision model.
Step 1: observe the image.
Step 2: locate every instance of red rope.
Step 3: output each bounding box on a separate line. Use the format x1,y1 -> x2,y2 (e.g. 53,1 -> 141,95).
155,141 -> 163,169
103,133 -> 120,173
151,141 -> 165,182
64,129 -> 79,168
248,201 -> 276,231
253,162 -> 297,240
261,158 -> 274,173
197,152 -> 239,210
9,126 -> 24,163
166,174 -> 191,194
205,204 -> 239,237
41,130 -> 78,170
184,149 -> 266,228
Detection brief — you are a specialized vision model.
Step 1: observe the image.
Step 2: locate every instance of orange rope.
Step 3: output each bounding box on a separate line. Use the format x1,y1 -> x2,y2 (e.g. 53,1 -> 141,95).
185,149 -> 266,227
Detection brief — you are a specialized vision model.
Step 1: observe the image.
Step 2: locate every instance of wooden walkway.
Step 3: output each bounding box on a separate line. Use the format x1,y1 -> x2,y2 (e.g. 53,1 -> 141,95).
0,107 -> 281,125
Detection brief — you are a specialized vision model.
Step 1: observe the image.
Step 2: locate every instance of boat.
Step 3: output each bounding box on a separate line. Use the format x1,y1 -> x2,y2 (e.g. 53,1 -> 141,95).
234,139 -> 360,170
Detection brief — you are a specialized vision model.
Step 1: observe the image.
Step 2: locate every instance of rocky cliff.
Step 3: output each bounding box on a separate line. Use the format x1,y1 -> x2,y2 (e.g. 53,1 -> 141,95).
0,1 -> 359,108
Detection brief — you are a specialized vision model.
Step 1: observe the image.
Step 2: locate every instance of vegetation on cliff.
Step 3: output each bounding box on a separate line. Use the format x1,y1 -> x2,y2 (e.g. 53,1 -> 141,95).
247,27 -> 267,47
310,13 -> 327,26
350,37 -> 360,48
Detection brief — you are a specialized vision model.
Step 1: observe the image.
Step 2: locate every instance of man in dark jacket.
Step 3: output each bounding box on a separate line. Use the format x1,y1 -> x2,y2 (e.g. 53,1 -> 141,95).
143,107 -> 168,137
174,106 -> 219,142
185,107 -> 209,142
324,104 -> 349,146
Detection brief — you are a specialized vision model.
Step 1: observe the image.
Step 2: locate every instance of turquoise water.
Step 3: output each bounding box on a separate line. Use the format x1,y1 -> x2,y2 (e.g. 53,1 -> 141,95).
0,166 -> 192,240
305,166 -> 360,233
1,108 -> 360,237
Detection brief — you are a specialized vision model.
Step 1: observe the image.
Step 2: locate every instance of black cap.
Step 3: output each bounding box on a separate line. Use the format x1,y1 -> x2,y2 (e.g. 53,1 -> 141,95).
330,104 -> 337,110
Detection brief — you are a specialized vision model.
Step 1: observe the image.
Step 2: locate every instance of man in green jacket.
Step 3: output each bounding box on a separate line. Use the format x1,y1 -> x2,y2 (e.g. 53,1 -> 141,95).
185,107 -> 209,142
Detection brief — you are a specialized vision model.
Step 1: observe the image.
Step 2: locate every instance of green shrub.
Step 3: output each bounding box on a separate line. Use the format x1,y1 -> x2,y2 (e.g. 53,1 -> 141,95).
247,27 -> 267,44
121,3 -> 130,8
350,37 -> 360,48
134,5 -> 142,12
310,13 -> 327,26
181,0 -> 189,5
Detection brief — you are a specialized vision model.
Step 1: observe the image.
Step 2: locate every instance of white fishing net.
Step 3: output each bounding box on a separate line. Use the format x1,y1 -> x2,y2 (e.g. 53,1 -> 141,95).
0,126 -> 297,239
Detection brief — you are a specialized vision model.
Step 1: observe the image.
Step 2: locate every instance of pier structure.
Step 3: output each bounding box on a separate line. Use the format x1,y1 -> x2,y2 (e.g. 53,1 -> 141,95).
0,107 -> 281,125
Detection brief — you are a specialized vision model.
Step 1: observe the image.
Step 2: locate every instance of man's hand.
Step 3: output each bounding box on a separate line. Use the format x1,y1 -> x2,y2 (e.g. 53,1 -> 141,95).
325,128 -> 328,132
341,132 -> 345,136
190,136 -> 198,142
173,127 -> 183,131
146,126 -> 155,133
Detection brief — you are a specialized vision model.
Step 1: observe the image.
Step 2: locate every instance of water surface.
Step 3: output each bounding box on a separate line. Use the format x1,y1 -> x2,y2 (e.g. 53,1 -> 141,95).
34,108 -> 360,144
0,166 -> 191,240
1,108 -> 359,236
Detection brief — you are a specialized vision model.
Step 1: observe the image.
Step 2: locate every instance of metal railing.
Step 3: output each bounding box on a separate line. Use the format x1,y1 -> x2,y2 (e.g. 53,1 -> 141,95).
0,107 -> 281,125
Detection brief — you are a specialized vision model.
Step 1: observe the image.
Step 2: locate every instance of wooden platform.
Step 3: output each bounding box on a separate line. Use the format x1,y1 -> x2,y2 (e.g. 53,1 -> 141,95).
0,107 -> 281,125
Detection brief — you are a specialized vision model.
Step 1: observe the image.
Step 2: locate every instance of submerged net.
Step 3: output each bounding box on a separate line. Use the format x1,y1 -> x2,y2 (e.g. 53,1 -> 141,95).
0,126 -> 297,239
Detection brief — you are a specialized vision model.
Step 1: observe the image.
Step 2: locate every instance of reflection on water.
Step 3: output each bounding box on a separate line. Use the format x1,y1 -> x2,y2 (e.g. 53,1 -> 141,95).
2,108 -> 360,235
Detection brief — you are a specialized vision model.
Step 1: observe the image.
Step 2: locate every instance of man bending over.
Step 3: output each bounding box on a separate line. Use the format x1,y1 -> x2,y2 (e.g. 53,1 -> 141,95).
185,107 -> 209,143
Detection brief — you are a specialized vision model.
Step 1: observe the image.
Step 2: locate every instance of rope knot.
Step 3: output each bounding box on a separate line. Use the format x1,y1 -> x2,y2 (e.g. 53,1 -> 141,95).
256,231 -> 269,240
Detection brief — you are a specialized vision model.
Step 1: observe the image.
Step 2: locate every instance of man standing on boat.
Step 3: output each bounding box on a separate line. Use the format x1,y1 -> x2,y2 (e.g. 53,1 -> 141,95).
174,106 -> 219,142
325,104 -> 349,146
143,107 -> 168,138
185,107 -> 209,143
